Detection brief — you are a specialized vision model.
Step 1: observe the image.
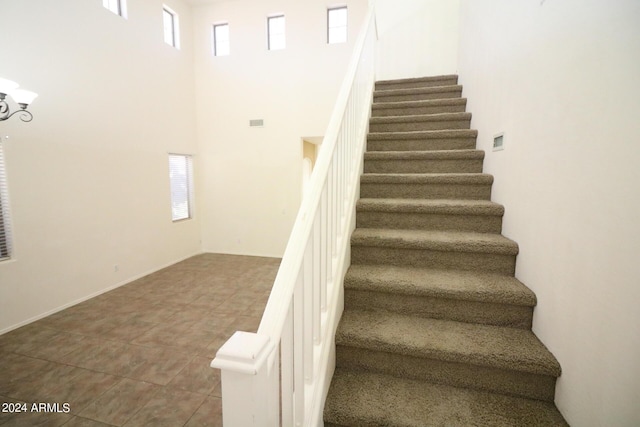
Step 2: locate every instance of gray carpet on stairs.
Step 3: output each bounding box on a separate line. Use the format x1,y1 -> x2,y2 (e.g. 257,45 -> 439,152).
323,74 -> 568,426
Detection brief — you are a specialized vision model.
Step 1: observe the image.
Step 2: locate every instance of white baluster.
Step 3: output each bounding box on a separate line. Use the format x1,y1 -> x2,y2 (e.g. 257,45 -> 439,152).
303,237 -> 314,384
312,213 -> 322,343
293,268 -> 305,424
281,304 -> 294,426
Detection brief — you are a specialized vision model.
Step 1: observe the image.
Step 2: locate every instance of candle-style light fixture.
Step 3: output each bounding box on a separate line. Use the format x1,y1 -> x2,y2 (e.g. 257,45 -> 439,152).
0,77 -> 38,122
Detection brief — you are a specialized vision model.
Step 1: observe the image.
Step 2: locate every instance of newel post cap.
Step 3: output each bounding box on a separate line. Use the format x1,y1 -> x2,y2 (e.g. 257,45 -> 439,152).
211,331 -> 273,374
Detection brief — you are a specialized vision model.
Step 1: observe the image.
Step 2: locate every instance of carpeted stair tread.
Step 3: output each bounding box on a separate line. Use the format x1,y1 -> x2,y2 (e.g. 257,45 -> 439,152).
357,198 -> 503,216
368,129 -> 478,141
370,112 -> 472,125
375,74 -> 459,89
364,149 -> 484,161
372,98 -> 467,111
361,172 -> 493,184
369,113 -> 471,132
351,228 -> 519,255
337,310 -> 561,376
372,98 -> 467,117
324,369 -> 569,427
374,85 -> 463,99
345,265 -> 535,306
367,130 -> 479,152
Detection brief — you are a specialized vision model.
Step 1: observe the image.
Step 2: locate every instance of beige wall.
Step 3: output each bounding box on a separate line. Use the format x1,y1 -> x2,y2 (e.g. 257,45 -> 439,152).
374,0 -> 460,80
457,1 -> 640,425
193,0 -> 368,257
0,0 -> 201,332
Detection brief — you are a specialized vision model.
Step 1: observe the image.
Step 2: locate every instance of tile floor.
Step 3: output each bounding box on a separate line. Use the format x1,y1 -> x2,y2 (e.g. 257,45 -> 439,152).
0,253 -> 281,426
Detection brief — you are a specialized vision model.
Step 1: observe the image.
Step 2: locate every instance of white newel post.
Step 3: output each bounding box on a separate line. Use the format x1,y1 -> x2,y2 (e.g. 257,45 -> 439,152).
211,331 -> 278,426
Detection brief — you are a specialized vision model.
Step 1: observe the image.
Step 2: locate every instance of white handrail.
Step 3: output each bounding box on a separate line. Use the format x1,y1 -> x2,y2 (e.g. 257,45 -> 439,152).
212,7 -> 377,426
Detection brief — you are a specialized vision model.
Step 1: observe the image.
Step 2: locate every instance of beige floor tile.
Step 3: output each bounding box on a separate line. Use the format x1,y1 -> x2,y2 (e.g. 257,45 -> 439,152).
0,354 -> 53,398
78,378 -> 159,426
0,409 -> 72,427
62,416 -> 114,427
168,356 -> 220,395
59,340 -> 129,373
184,396 -> 223,427
123,386 -> 206,427
10,329 -> 88,362
1,326 -> 61,352
6,362 -> 79,402
100,319 -> 157,343
41,368 -> 121,414
127,347 -> 194,385
95,344 -> 155,378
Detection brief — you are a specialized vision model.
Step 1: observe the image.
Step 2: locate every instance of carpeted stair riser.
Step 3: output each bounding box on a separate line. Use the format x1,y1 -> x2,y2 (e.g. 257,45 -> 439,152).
363,150 -> 484,174
336,347 -> 555,401
372,98 -> 467,117
374,85 -> 463,103
360,174 -> 493,200
375,74 -> 459,91
324,370 -> 568,427
368,130 -> 478,152
369,112 -> 471,133
344,290 -> 532,328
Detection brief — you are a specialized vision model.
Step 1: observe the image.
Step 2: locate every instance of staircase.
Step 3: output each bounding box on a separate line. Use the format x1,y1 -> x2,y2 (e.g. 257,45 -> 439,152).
323,75 -> 568,426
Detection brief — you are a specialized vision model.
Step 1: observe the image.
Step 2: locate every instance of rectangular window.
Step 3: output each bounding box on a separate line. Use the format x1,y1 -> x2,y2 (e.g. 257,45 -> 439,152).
328,6 -> 348,44
103,0 -> 127,18
168,154 -> 193,222
163,6 -> 180,48
213,23 -> 230,56
0,144 -> 13,261
267,15 -> 286,51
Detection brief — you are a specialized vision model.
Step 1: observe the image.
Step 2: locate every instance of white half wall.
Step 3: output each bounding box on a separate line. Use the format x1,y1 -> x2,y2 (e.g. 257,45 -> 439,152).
193,0 -> 368,258
0,0 -> 201,332
457,1 -> 640,425
374,0 -> 460,80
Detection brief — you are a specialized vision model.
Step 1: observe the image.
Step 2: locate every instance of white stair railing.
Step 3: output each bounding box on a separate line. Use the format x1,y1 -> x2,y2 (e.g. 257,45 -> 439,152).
211,7 -> 377,427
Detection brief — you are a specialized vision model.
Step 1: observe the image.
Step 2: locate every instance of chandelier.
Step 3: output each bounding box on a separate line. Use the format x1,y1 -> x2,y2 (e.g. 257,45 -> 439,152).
0,77 -> 38,122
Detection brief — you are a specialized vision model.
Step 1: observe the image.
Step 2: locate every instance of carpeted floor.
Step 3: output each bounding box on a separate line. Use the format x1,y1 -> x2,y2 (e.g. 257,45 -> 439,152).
0,253 -> 280,427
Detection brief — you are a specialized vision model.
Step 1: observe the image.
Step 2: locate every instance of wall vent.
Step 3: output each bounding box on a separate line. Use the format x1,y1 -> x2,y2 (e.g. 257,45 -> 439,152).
249,119 -> 264,127
493,133 -> 505,151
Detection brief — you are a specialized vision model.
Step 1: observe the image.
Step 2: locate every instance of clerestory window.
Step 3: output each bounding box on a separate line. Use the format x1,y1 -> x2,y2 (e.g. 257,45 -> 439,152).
328,6 -> 348,44
163,6 -> 180,48
267,15 -> 286,51
213,23 -> 230,56
103,0 -> 127,18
